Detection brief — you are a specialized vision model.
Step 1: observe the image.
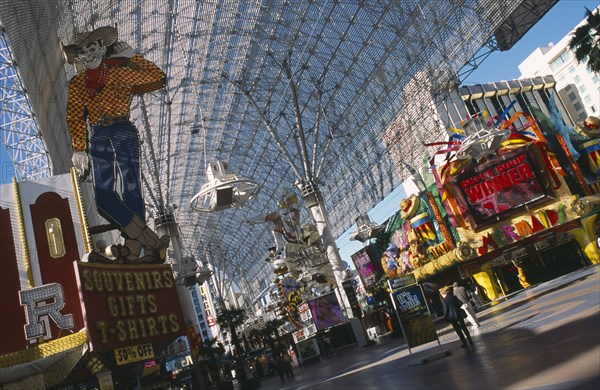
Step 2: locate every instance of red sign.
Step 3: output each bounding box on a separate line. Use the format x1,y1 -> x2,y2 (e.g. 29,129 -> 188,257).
207,315 -> 216,327
477,205 -> 568,255
187,326 -> 202,361
75,262 -> 185,351
1,207 -> 28,354
455,146 -> 550,226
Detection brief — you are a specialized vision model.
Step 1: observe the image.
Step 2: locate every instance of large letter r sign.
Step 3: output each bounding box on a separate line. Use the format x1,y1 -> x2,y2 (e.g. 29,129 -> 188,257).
19,283 -> 74,340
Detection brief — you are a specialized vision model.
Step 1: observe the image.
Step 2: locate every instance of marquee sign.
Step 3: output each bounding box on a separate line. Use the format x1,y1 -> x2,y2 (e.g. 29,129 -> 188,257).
350,244 -> 381,290
279,276 -> 303,327
19,283 -> 75,340
75,262 -> 185,351
1,176 -> 89,358
477,205 -> 568,255
454,145 -> 551,228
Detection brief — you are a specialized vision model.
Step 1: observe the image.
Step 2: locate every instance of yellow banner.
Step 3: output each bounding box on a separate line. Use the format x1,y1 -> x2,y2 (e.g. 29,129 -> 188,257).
114,343 -> 154,366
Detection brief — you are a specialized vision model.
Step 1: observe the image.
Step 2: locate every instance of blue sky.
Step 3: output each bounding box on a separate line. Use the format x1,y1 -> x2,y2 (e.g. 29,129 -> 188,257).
465,0 -> 599,84
0,141 -> 11,184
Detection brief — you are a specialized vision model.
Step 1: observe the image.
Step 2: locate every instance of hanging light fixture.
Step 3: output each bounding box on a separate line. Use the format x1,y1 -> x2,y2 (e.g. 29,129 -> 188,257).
190,161 -> 260,212
349,214 -> 384,242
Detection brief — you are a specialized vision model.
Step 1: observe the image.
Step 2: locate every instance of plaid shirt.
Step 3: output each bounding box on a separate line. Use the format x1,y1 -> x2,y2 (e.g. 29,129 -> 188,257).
66,54 -> 166,151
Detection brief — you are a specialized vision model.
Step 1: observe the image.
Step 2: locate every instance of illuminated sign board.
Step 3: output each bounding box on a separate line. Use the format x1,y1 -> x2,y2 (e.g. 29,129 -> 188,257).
477,205 -> 568,255
308,293 -> 345,331
454,146 -> 551,227
350,244 -> 381,290
19,283 -> 75,340
75,262 -> 186,351
279,276 -> 303,327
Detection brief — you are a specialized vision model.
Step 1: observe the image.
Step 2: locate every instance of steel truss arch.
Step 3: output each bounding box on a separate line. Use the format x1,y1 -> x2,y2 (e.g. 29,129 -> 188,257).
0,23 -> 51,181
0,0 -> 559,302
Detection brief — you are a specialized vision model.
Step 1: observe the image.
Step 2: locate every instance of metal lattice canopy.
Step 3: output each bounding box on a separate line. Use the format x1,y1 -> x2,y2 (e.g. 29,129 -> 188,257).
0,0 -> 556,301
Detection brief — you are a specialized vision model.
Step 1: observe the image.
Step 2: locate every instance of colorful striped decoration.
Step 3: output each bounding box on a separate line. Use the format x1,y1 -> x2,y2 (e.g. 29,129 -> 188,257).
557,134 -> 593,196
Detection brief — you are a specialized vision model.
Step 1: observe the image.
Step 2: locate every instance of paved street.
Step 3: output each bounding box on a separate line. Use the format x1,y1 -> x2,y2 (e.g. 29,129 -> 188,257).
259,264 -> 600,389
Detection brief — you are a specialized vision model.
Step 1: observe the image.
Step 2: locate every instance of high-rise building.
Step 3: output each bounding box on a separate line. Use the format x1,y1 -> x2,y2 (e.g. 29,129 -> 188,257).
518,6 -> 600,122
189,285 -> 213,342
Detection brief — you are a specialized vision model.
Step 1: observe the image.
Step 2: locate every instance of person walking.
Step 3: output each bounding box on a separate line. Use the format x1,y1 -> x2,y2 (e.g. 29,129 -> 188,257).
468,281 -> 487,308
273,353 -> 285,382
440,286 -> 473,348
281,350 -> 294,379
453,282 -> 480,328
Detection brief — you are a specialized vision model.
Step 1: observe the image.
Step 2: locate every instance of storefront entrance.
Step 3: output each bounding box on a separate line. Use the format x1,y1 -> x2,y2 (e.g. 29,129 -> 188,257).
493,262 -> 524,295
492,240 -> 589,295
539,240 -> 589,279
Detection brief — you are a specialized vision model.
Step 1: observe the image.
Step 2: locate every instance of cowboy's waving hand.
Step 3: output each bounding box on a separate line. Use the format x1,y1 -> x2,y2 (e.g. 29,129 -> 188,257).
111,42 -> 135,59
72,150 -> 90,180
109,41 -> 139,70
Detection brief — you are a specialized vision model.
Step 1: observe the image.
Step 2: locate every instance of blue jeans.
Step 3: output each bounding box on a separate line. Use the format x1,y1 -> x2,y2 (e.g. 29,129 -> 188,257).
90,120 -> 144,232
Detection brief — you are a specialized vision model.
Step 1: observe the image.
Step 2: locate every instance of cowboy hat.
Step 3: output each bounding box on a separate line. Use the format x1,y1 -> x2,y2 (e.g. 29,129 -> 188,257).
400,194 -> 420,220
575,116 -> 600,138
63,26 -> 118,64
577,116 -> 599,129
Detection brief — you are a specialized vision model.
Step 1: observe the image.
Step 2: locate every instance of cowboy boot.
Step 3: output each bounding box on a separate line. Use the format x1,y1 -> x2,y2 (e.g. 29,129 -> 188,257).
105,242 -> 133,262
123,239 -> 142,261
122,215 -> 169,260
105,244 -> 120,260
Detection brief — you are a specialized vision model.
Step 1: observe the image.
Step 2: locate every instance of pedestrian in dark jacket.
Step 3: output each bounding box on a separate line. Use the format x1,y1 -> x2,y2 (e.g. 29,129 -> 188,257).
440,286 -> 473,348
453,282 -> 480,328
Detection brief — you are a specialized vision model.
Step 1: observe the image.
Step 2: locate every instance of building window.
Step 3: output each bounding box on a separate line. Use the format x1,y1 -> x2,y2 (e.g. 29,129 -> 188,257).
568,65 -> 576,73
539,88 -> 551,108
593,75 -> 599,84
465,99 -> 478,116
574,102 -> 583,111
585,95 -> 592,103
573,75 -> 581,83
580,112 -> 588,119
550,50 -> 570,71
579,85 -> 587,93
568,92 -> 577,101
491,95 -> 502,114
557,74 -> 567,84
515,94 -> 528,115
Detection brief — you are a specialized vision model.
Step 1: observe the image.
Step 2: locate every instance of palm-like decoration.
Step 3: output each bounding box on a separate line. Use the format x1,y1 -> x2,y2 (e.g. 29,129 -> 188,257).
201,338 -> 225,360
216,307 -> 247,356
245,328 -> 264,349
568,7 -> 600,74
263,318 -> 285,342
197,338 -> 226,385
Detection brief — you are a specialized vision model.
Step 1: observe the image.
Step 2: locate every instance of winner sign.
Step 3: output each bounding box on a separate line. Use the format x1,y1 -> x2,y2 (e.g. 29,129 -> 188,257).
455,145 -> 551,227
75,262 -> 185,352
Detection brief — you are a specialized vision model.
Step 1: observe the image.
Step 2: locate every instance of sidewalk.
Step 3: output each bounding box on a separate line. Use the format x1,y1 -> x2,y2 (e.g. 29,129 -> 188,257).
259,264 -> 600,389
